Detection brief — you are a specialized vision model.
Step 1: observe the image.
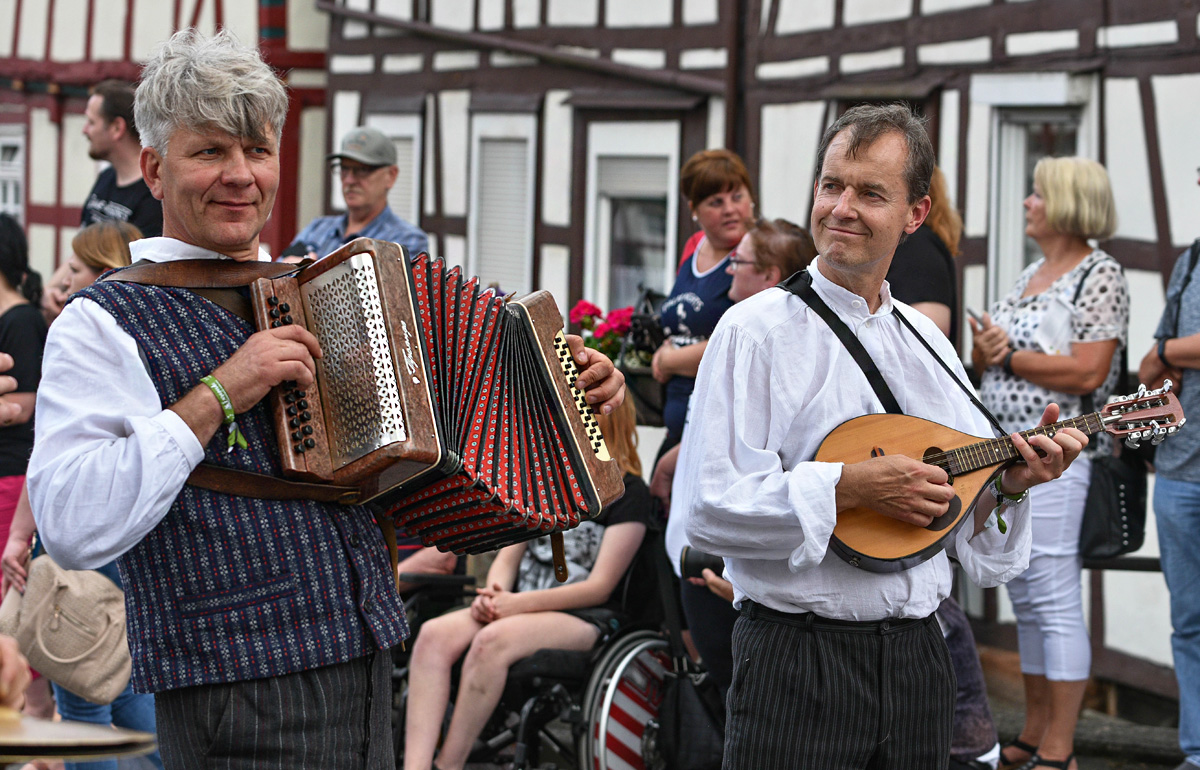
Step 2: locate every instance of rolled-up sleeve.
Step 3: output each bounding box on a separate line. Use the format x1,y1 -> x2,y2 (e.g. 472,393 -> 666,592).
27,299 -> 205,569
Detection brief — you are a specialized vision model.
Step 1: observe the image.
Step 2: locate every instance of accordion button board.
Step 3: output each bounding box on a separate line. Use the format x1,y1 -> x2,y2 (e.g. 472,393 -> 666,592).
250,238 -> 625,554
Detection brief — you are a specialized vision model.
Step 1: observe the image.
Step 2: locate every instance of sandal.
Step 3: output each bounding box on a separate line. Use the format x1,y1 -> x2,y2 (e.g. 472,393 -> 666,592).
999,739 -> 1038,769
1017,754 -> 1075,770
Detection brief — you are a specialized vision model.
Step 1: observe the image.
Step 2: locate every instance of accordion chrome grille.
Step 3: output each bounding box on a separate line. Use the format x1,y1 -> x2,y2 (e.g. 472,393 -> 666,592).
553,331 -> 610,462
301,254 -> 407,469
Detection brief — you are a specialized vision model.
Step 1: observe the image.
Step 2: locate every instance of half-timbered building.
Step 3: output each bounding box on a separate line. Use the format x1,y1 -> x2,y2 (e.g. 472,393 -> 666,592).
317,0 -> 1200,710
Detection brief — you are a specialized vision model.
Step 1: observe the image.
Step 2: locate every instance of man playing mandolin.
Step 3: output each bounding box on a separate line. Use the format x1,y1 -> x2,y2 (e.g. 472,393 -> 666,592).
680,103 -> 1087,769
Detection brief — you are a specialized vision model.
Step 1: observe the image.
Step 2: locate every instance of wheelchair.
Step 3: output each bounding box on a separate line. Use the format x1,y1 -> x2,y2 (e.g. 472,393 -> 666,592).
393,527 -> 682,770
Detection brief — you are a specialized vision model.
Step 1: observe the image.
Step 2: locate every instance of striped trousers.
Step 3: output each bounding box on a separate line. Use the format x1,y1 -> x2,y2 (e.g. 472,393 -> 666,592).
723,602 -> 955,770
154,649 -> 395,769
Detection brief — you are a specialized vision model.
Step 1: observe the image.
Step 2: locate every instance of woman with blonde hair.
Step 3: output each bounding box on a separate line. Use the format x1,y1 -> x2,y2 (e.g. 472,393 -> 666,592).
403,396 -> 654,770
971,156 -> 1127,770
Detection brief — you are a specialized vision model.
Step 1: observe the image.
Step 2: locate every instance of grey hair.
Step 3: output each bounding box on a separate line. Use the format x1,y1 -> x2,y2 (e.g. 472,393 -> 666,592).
135,29 -> 288,154
814,103 -> 935,205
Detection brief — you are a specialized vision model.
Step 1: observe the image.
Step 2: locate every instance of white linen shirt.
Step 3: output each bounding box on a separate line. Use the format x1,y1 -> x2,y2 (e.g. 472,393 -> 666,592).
681,259 -> 1032,621
28,238 -> 271,570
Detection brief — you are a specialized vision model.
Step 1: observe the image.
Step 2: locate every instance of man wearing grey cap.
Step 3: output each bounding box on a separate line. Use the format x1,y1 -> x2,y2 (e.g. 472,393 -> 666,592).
286,125 -> 429,260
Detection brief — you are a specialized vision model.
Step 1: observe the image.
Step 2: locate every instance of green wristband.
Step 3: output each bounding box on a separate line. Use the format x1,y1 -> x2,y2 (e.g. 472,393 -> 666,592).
200,375 -> 248,452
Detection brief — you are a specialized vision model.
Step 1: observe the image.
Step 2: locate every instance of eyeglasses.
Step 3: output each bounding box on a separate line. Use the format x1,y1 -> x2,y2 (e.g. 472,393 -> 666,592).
331,162 -> 385,179
727,257 -> 756,270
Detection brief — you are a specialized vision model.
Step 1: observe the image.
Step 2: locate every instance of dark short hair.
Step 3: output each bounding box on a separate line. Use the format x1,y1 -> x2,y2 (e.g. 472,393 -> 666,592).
0,214 -> 39,305
91,79 -> 139,143
814,103 -> 935,205
679,149 -> 756,208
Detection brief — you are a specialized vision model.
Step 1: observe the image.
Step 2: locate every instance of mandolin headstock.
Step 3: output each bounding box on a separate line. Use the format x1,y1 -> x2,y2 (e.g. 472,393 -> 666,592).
1101,380 -> 1187,448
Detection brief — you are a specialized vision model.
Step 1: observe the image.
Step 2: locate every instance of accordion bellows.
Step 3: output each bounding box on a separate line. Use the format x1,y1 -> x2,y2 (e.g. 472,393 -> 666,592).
250,238 -> 625,553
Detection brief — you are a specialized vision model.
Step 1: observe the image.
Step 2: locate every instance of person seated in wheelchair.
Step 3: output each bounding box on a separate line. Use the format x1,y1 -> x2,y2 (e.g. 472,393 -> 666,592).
403,396 -> 653,770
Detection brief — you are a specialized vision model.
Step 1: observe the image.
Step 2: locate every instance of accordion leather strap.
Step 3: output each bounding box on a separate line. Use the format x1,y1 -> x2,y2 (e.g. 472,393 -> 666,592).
103,259 -> 301,289
187,463 -> 359,505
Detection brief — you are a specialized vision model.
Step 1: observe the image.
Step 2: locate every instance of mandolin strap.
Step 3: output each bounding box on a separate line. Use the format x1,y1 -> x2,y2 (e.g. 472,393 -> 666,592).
782,269 -> 1007,437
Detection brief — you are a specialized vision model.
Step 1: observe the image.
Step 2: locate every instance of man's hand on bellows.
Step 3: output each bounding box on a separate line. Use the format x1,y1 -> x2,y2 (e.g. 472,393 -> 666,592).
837,455 -> 955,527
212,326 -> 323,413
1000,403 -> 1087,496
565,334 -> 625,416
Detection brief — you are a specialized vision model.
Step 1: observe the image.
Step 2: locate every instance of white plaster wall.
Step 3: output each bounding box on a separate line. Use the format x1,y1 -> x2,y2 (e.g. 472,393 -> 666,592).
1103,78 -> 1156,243
432,0 -> 475,32
1126,268 -> 1166,365
17,0 -> 48,60
330,55 -> 375,74
548,0 -> 598,26
60,114 -> 92,207
539,243 -> 570,309
0,0 -> 14,58
681,48 -> 727,70
224,0 -> 259,45
343,0 -> 370,39
383,54 -> 424,74
707,97 -> 725,150
840,47 -> 904,74
1105,568 -> 1172,667
611,49 -> 666,69
759,101 -> 825,222
439,90 -> 470,218
1097,20 -> 1178,48
917,37 -> 990,65
606,0 -> 671,27
131,0 -> 174,62
961,263 -> 986,359
297,106 -> 328,238
1005,29 -> 1079,57
424,94 -> 437,216
50,0 -> 86,62
541,90 -> 572,228
288,70 -> 328,88
427,233 -> 439,261
375,0 -> 413,20
921,0 -> 988,12
443,234 -> 467,270
963,100 -> 990,238
757,57 -> 829,80
775,0 -> 835,34
938,89 -> 960,211
330,90 -> 362,211
289,0 -> 330,51
28,225 -> 57,287
683,0 -> 719,25
433,51 -> 481,71
843,0 -> 912,26
28,109 -> 57,207
514,0 -> 540,27
491,52 -> 537,67
57,227 -> 75,271
1152,73 -> 1200,247
91,0 -> 127,61
185,0 -> 217,37
479,0 -> 506,30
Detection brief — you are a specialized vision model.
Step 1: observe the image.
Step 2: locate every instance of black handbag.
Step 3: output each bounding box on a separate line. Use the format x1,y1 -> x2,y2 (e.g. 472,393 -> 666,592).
618,286 -> 668,427
645,531 -> 724,770
1079,445 -> 1148,559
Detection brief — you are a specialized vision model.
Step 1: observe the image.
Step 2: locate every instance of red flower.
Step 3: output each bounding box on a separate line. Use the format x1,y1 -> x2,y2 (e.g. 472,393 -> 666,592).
570,300 -> 603,325
594,321 -> 613,339
605,306 -> 634,335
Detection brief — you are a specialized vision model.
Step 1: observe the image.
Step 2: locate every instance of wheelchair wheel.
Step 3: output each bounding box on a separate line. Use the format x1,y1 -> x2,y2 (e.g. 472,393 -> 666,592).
579,630 -> 670,770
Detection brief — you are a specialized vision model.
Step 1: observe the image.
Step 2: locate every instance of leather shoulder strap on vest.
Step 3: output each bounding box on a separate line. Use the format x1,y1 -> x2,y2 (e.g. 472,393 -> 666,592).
187,463 -> 360,505
102,259 -> 302,289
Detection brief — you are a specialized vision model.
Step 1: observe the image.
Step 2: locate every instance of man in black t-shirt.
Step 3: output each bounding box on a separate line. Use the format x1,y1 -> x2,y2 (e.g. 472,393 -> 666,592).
79,80 -> 162,237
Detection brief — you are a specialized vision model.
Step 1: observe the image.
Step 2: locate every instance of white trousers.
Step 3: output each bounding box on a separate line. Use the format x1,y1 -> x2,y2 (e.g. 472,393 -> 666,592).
1006,455 -> 1092,680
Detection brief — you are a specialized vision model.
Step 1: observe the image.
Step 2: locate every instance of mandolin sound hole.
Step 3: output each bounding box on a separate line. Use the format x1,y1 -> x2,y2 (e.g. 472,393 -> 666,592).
925,495 -> 961,532
923,446 -> 953,484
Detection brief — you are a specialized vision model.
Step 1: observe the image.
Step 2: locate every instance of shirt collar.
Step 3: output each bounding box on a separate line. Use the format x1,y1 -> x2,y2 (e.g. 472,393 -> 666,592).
807,256 -> 894,320
131,237 -> 272,263
341,206 -> 398,238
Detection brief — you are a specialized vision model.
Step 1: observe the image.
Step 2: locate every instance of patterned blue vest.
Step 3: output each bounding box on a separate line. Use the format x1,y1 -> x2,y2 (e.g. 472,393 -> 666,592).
78,279 -> 408,693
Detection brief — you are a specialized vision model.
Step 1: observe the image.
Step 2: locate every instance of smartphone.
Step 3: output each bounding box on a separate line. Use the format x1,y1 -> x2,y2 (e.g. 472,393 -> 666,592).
966,307 -> 984,326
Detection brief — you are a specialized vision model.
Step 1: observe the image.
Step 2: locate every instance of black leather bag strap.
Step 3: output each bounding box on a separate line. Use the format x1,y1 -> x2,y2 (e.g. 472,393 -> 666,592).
781,270 -> 902,415
1068,256 -> 1111,416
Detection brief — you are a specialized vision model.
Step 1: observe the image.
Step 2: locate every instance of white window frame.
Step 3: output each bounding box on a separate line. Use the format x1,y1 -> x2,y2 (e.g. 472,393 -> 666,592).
467,113 -> 538,293
0,126 -> 25,224
363,113 -> 423,226
584,120 -> 680,310
972,72 -> 1099,305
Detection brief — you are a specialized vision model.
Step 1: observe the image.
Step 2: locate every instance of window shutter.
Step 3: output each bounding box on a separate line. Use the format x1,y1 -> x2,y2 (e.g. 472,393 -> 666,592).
386,136 -> 416,224
474,137 -> 531,294
597,156 -> 670,198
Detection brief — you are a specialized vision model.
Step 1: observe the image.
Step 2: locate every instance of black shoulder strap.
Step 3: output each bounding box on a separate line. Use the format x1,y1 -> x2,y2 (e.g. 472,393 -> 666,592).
780,270 -> 902,415
1171,239 -> 1200,338
892,309 -> 1008,437
1070,255 -> 1117,415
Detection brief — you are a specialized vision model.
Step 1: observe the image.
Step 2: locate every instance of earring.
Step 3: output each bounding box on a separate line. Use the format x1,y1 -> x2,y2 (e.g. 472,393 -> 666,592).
691,214 -> 698,223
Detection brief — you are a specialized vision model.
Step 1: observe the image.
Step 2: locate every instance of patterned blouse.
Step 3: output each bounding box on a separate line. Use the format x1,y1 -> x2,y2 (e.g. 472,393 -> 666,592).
979,250 -> 1129,455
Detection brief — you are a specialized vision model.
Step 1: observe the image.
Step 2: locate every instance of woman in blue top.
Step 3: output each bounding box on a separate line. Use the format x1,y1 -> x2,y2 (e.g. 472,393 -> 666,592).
650,149 -> 755,458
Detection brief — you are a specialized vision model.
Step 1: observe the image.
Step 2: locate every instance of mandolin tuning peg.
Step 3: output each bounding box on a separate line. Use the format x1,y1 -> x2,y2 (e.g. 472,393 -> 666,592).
1137,383 -> 1148,398
1163,378 -> 1174,393
1125,435 -> 1143,450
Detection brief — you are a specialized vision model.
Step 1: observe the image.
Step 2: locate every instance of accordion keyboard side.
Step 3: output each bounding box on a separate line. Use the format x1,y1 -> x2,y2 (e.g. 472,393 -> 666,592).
507,290 -> 626,512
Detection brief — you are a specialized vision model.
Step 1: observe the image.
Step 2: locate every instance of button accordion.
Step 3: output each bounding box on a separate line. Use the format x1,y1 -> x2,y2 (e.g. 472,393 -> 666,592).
249,238 -> 625,553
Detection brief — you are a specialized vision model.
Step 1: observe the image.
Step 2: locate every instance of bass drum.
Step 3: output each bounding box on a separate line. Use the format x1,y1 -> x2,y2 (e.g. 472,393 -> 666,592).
578,630 -> 670,770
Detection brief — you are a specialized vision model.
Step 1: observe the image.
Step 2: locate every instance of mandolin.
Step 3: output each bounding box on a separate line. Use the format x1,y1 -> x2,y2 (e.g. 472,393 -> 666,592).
814,382 -> 1186,573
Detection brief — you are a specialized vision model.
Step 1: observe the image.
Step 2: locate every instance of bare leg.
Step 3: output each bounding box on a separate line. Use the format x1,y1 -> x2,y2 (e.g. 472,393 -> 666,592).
434,613 -> 599,770
402,608 -> 484,770
1032,678 -> 1086,768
